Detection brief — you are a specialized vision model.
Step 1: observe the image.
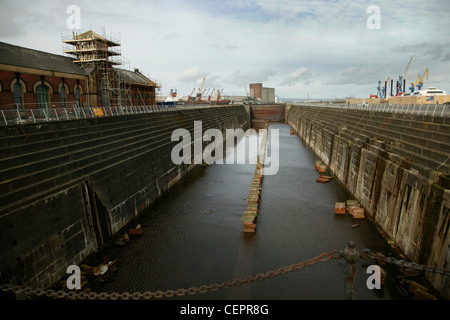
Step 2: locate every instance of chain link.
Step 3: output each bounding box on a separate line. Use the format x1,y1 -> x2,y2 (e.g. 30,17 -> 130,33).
0,251 -> 338,300
2,248 -> 448,300
363,250 -> 450,276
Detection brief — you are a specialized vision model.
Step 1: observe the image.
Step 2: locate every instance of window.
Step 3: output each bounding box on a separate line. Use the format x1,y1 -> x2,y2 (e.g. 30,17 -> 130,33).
60,84 -> 67,107
11,79 -> 26,108
74,85 -> 81,107
36,84 -> 49,109
13,82 -> 24,107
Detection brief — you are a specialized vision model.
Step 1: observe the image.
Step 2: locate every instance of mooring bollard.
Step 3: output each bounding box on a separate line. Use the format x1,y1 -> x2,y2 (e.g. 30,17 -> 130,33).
340,241 -> 360,300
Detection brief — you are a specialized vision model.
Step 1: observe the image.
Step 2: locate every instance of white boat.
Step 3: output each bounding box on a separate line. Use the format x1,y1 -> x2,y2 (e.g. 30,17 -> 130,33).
412,87 -> 447,96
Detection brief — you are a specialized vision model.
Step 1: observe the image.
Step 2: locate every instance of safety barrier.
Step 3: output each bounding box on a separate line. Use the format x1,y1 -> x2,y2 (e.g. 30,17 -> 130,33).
295,102 -> 450,117
0,104 -> 218,126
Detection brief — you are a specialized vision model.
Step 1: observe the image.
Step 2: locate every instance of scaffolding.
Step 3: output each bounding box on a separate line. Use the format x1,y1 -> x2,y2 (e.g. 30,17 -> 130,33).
62,29 -> 126,108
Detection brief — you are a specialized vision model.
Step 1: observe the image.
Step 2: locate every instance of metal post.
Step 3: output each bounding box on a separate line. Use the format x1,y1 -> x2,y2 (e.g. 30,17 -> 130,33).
80,106 -> 87,119
341,241 -> 359,300
432,104 -> 437,116
440,104 -> 445,117
1,110 -> 7,125
16,104 -> 22,124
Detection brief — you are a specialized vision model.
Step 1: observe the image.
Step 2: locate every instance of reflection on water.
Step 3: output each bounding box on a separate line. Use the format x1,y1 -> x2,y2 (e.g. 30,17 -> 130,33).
88,122 -> 408,300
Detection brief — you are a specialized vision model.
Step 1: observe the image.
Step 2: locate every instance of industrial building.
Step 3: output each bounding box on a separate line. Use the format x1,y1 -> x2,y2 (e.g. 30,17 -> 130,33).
249,83 -> 276,103
0,30 -> 158,111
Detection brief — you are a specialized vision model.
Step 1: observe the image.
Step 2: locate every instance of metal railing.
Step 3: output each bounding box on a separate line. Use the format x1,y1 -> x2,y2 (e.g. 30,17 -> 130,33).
293,102 -> 450,117
0,102 -> 218,126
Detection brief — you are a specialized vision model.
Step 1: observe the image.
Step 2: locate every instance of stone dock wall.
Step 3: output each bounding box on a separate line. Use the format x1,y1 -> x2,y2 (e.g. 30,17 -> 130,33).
286,104 -> 450,298
0,105 -> 250,289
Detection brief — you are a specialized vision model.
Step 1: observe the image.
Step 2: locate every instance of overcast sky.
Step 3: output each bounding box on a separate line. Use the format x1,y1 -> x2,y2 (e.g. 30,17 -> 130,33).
1,0 -> 449,100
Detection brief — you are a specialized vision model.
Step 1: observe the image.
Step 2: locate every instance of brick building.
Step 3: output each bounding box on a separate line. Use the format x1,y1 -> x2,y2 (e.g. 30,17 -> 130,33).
249,83 -> 275,103
0,41 -> 88,110
0,30 -> 157,111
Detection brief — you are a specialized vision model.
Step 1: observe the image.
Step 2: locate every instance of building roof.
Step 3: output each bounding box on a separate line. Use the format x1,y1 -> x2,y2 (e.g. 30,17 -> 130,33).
0,41 -> 88,76
113,68 -> 157,87
63,30 -> 120,47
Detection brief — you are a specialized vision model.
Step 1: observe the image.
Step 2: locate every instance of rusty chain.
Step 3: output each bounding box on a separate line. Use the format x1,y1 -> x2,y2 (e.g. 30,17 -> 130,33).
2,248 -> 449,300
0,251 -> 338,300
361,250 -> 450,276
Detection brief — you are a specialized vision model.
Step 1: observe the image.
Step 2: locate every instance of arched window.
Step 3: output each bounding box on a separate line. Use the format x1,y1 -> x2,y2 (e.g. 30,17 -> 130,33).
13,83 -> 23,107
59,83 -> 69,108
74,85 -> 82,107
10,79 -> 26,108
36,84 -> 49,108
36,84 -> 49,109
33,81 -> 53,111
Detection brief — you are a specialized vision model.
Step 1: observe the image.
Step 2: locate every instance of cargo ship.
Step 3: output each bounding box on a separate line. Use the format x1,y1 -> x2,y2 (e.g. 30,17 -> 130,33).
157,80 -> 231,106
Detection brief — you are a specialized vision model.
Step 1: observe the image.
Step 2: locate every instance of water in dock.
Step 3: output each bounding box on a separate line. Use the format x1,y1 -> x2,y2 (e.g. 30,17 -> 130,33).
86,122 -> 409,300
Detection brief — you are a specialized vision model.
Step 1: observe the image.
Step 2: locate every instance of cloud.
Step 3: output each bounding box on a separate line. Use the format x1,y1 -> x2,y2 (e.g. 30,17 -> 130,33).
278,67 -> 311,86
324,67 -> 387,86
176,67 -> 208,83
2,0 -> 450,99
391,42 -> 450,62
0,2 -> 26,38
225,68 -> 278,87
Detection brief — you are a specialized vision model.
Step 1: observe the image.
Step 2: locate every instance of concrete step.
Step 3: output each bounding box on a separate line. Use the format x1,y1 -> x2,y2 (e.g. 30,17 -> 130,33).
315,114 -> 450,174
289,106 -> 450,176
296,107 -> 450,156
0,107 -> 240,167
0,110 -> 235,181
0,111 -> 241,209
0,108 -> 231,157
297,107 -> 450,143
0,106 -> 240,148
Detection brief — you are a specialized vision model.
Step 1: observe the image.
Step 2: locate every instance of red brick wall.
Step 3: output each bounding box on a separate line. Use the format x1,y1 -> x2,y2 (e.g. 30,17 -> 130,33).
249,83 -> 262,100
0,70 -> 86,109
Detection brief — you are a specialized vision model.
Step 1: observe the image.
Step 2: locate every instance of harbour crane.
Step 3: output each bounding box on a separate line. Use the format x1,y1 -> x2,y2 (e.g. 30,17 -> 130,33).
197,77 -> 206,99
208,88 -> 215,101
410,74 -> 421,93
376,81 -> 382,98
385,77 -> 390,98
401,55 -> 415,93
188,88 -> 196,101
416,68 -> 429,91
218,89 -> 224,100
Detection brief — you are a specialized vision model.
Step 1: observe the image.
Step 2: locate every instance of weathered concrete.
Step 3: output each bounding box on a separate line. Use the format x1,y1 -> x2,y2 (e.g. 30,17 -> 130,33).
286,105 -> 450,298
0,105 -> 249,290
